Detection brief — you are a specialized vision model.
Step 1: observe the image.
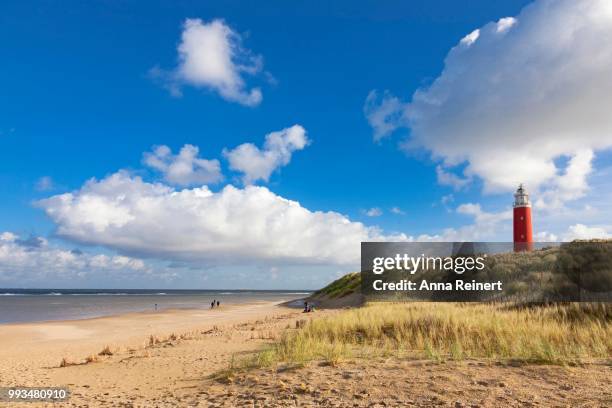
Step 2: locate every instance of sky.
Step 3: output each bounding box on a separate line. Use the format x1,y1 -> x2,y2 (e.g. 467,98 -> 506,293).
1,0 -> 612,289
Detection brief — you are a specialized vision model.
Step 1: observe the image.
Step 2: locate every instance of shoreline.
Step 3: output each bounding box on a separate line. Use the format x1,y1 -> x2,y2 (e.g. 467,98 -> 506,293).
0,299 -> 294,326
0,301 -> 299,364
0,290 -> 312,326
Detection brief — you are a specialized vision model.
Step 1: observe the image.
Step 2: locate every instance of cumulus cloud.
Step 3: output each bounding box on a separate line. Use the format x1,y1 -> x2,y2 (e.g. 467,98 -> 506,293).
0,231 -> 147,283
534,231 -> 559,242
365,0 -> 612,204
15,235 -> 46,248
418,203 -> 512,242
223,125 -> 309,184
365,207 -> 383,217
364,91 -> 404,142
495,17 -> 517,33
37,171 -> 408,266
152,18 -> 265,106
562,223 -> 611,241
534,149 -> 594,210
459,29 -> 480,46
436,165 -> 470,190
143,144 -> 223,186
457,203 -> 512,226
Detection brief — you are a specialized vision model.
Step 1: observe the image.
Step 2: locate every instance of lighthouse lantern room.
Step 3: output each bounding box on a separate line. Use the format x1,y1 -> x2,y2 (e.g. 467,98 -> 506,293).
513,184 -> 534,252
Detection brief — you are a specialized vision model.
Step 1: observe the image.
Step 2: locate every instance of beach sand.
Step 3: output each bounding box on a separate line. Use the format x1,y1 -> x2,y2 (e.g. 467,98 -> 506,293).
0,302 -> 315,407
0,303 -> 610,407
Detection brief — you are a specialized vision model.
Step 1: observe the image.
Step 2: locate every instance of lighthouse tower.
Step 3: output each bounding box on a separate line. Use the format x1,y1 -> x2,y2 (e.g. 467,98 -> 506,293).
513,184 -> 533,252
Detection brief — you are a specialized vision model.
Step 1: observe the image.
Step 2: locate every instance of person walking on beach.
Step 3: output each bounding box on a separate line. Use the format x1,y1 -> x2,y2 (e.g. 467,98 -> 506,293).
216,300 -> 220,308
211,300 -> 215,309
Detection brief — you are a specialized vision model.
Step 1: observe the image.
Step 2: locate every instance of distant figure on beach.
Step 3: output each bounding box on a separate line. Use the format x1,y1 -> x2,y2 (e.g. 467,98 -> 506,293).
154,303 -> 157,311
303,301 -> 315,313
216,300 -> 220,307
211,300 -> 215,309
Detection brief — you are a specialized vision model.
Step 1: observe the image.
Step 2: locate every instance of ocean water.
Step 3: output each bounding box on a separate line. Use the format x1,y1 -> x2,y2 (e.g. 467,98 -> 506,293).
0,289 -> 311,324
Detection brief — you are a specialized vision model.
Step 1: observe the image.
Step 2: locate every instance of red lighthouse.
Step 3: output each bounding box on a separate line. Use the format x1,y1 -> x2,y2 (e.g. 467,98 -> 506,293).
513,184 -> 533,252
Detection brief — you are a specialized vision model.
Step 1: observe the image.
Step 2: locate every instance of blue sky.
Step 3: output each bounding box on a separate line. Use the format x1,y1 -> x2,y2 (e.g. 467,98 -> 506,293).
1,0 -> 612,289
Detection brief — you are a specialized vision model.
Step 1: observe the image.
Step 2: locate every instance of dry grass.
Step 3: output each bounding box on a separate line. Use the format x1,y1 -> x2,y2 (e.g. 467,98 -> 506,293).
85,354 -> 99,363
148,335 -> 161,347
59,328 -> 206,369
98,345 -> 114,356
257,302 -> 611,366
211,353 -> 239,384
59,357 -> 77,367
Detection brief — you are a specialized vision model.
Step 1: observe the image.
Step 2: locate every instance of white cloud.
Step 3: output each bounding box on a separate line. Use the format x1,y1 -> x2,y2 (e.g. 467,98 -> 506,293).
534,231 -> 558,242
436,165 -> 470,190
457,203 -> 512,225
419,202 -> 511,242
0,231 -> 147,283
37,171 -> 408,266
35,176 -> 54,192
534,149 -> 594,210
363,90 -> 404,142
152,18 -> 265,106
223,125 -> 309,184
390,207 -> 405,215
0,232 -> 17,242
460,29 -> 480,46
365,207 -> 382,217
143,144 -> 223,186
496,17 -> 517,33
562,223 -> 611,241
366,0 -> 612,205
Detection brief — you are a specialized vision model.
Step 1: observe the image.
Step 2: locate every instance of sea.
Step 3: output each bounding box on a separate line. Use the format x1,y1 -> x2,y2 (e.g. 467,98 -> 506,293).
0,289 -> 311,324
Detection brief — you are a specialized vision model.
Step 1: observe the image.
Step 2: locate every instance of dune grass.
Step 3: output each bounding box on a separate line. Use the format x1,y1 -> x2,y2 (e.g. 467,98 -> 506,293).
257,302 -> 611,366
98,345 -> 114,356
313,272 -> 361,298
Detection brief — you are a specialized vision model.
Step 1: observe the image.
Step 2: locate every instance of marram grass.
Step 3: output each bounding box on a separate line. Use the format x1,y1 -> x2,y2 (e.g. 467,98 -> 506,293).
259,302 -> 611,366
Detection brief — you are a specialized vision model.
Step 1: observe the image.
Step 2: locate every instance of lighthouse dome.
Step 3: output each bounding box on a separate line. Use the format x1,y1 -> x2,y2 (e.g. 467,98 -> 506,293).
513,184 -> 530,207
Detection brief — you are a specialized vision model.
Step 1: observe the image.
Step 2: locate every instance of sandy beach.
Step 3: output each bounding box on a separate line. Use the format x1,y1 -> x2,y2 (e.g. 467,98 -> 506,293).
0,302 -> 612,407
0,301 -> 314,407
0,301 -> 611,407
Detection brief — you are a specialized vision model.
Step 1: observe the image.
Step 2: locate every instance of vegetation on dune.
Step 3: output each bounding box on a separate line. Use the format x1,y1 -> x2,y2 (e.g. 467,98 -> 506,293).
362,241 -> 612,302
256,301 -> 611,367
313,241 -> 612,303
313,272 -> 361,298
226,242 -> 612,375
